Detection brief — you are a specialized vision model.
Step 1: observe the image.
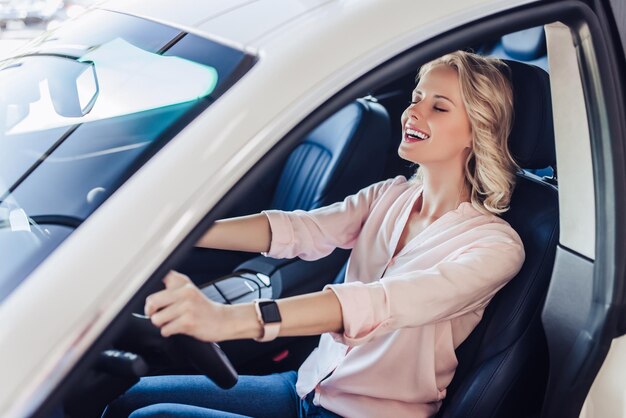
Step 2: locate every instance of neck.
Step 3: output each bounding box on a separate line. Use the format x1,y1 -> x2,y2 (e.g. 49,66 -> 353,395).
418,160 -> 470,218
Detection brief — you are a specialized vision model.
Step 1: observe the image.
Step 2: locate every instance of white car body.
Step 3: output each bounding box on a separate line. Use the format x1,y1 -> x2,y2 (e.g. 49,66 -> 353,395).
0,0 -> 624,417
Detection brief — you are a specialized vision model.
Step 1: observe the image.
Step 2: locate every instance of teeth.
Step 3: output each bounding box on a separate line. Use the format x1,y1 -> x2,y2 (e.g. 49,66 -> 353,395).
406,128 -> 429,140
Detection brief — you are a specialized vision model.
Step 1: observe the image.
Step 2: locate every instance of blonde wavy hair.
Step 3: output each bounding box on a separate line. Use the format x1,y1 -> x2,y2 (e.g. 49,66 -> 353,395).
414,51 -> 520,215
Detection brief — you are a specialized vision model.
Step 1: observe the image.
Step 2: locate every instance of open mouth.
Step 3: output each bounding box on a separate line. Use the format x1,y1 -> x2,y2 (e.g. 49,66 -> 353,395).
404,127 -> 430,142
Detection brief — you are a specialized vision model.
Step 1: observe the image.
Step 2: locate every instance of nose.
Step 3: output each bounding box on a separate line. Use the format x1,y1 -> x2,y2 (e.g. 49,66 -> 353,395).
406,102 -> 422,120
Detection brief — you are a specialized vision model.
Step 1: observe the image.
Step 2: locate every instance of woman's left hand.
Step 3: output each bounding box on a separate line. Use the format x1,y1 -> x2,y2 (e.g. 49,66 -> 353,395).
144,271 -> 227,342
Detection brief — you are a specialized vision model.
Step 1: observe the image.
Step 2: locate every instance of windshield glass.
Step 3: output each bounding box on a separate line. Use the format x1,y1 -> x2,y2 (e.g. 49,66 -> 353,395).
0,9 -> 255,302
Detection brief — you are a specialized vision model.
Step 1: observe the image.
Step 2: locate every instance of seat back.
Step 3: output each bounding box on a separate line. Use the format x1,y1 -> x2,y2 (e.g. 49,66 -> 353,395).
438,61 -> 558,417
271,97 -> 391,211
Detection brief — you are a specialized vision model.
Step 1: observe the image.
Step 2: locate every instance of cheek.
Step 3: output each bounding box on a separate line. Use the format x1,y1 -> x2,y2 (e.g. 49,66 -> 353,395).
446,117 -> 472,147
456,124 -> 472,147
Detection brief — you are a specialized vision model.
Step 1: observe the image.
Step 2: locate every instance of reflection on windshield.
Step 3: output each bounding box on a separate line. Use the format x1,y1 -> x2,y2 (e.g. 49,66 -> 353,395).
0,9 -> 255,304
3,38 -> 219,134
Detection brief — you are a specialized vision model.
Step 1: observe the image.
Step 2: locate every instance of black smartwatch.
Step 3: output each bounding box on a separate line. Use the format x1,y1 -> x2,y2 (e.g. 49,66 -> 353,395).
253,299 -> 282,342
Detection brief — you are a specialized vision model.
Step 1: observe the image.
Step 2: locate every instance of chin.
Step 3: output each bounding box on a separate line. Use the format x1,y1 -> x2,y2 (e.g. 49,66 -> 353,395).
397,148 -> 421,165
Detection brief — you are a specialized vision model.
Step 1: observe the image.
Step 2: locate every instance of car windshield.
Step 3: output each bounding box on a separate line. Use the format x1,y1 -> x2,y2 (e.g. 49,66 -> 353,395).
0,9 -> 255,303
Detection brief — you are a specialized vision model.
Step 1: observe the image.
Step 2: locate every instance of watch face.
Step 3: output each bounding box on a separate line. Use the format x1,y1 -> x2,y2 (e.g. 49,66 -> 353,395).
259,301 -> 281,323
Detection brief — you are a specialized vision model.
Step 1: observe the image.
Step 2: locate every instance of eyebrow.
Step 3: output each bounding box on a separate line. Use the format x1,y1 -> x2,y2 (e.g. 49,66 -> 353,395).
413,90 -> 457,107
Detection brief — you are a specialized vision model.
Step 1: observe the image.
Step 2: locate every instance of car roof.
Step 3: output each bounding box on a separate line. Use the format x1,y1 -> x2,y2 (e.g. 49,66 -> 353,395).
99,0 -> 536,49
100,0 -> 331,47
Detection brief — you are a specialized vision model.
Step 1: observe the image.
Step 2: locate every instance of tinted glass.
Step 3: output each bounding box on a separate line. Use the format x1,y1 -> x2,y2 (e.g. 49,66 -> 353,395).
0,10 -> 256,302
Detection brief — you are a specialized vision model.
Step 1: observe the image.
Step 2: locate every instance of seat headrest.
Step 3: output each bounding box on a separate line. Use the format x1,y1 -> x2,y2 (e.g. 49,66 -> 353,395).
503,59 -> 556,169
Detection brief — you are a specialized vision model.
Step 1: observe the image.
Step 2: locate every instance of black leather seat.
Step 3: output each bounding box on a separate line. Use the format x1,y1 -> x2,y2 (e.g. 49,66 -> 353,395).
437,61 -> 558,417
270,97 -> 392,212
182,97 -> 391,283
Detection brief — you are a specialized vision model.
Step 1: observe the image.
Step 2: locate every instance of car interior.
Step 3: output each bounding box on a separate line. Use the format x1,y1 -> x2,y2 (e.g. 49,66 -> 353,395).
51,25 -> 563,418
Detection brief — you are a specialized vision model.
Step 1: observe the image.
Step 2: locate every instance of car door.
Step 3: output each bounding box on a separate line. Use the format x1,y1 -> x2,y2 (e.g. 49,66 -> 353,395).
569,1 -> 626,417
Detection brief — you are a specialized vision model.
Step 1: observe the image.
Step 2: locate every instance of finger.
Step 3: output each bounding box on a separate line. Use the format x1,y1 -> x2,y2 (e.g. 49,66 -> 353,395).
145,282 -> 200,317
144,288 -> 179,317
145,272 -> 193,316
163,270 -> 192,290
150,299 -> 190,328
160,314 -> 194,338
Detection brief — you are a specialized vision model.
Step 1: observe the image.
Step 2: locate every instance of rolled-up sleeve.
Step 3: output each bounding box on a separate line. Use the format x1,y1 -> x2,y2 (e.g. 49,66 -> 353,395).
262,176 -> 404,261
325,227 -> 525,346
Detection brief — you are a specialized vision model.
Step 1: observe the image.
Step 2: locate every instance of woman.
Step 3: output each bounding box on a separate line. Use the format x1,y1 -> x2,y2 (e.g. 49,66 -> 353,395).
103,51 -> 525,418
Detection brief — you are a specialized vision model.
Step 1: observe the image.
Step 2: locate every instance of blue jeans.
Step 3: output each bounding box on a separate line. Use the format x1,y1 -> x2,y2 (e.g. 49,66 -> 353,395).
102,371 -> 342,417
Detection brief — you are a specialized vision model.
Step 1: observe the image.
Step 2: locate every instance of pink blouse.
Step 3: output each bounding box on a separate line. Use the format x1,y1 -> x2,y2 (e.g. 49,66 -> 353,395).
262,175 -> 525,418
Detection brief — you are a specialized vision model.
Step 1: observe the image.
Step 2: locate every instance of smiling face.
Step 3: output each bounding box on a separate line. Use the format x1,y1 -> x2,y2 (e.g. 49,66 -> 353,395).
399,64 -> 472,167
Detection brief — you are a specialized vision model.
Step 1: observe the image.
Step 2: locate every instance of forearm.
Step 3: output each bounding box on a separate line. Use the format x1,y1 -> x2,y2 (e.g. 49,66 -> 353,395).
222,289 -> 343,341
196,214 -> 272,253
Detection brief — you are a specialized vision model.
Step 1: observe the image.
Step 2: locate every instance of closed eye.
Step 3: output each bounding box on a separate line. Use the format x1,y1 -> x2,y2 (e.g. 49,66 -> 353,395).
409,100 -> 447,112
409,98 -> 448,112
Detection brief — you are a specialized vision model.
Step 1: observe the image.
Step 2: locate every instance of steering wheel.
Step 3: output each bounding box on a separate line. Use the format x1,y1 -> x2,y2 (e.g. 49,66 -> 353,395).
129,313 -> 238,389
